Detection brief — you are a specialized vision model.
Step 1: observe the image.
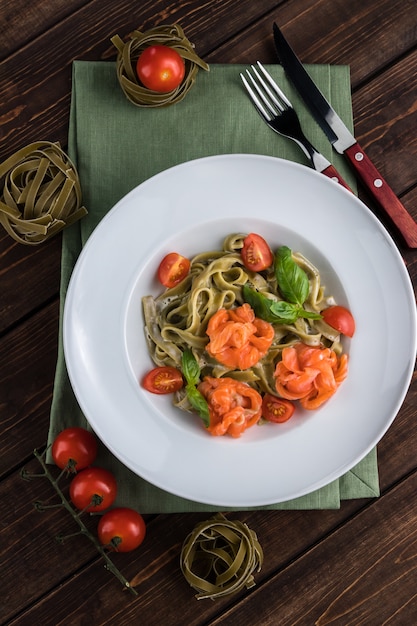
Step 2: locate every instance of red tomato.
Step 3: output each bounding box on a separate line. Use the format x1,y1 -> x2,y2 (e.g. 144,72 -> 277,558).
69,467 -> 117,512
51,427 -> 98,472
262,394 -> 295,423
322,305 -> 355,337
157,252 -> 190,288
136,45 -> 185,93
241,233 -> 274,272
98,507 -> 146,552
142,366 -> 184,394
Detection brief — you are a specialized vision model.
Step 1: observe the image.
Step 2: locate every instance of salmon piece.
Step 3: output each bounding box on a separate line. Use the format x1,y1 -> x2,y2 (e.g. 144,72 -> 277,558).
198,376 -> 262,437
206,303 -> 274,370
274,343 -> 348,410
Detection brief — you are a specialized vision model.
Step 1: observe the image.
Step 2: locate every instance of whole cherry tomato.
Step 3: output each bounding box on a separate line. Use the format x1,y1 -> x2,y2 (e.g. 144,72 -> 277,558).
157,252 -> 190,288
69,467 -> 117,512
322,305 -> 355,337
241,233 -> 274,272
142,366 -> 184,394
262,394 -> 295,423
51,427 -> 98,472
136,45 -> 185,93
98,507 -> 146,552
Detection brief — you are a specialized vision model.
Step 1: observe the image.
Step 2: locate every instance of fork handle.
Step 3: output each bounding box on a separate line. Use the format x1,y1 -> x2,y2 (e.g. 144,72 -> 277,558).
321,164 -> 353,192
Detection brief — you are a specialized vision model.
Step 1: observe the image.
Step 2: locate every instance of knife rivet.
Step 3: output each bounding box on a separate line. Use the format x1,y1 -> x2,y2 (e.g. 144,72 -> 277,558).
355,152 -> 364,161
374,178 -> 383,188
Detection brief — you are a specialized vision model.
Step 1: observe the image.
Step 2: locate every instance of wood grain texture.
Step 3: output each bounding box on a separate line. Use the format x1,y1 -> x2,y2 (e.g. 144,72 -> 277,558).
1,0 -> 416,624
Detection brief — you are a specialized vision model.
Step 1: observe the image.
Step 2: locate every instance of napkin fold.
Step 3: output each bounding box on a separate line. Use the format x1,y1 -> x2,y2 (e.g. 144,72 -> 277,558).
48,61 -> 379,511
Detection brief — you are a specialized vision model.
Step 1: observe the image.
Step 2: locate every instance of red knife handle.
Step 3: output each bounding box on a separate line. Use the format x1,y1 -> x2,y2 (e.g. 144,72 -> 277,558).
321,164 -> 353,192
344,142 -> 417,247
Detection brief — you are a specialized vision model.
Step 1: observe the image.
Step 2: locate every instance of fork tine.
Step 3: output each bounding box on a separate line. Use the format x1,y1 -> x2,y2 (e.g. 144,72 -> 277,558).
245,67 -> 280,117
248,65 -> 285,115
239,72 -> 272,120
255,62 -> 293,109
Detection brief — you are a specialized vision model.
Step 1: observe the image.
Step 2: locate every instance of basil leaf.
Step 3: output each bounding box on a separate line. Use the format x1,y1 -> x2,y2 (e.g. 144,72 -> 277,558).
269,300 -> 300,323
181,350 -> 210,428
242,284 -> 280,323
186,384 -> 210,428
243,284 -> 321,324
298,309 -> 322,320
275,246 -> 309,306
243,285 -> 297,324
181,349 -> 201,386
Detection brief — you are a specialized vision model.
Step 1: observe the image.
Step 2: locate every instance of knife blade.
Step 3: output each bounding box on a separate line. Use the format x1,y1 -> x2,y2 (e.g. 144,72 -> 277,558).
273,22 -> 417,248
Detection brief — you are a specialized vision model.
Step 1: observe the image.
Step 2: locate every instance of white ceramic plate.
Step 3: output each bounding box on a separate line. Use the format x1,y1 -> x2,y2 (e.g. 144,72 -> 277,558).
64,154 -> 416,507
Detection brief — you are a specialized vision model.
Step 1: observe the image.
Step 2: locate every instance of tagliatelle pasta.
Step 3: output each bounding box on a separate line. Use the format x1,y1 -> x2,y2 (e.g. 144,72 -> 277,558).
143,233 -> 346,408
180,513 -> 264,599
0,141 -> 87,245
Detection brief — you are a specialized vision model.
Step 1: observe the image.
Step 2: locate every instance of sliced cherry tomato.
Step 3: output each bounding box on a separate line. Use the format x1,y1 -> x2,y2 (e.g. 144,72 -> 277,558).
142,366 -> 184,394
322,305 -> 355,337
51,427 -> 98,472
241,233 -> 274,272
69,467 -> 117,512
262,393 -> 295,423
157,252 -> 190,288
136,45 -> 185,93
98,507 -> 146,552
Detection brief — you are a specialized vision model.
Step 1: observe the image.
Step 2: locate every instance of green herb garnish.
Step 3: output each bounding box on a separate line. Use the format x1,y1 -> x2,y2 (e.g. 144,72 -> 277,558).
181,350 -> 210,428
243,285 -> 320,325
243,245 -> 322,324
274,245 -> 309,306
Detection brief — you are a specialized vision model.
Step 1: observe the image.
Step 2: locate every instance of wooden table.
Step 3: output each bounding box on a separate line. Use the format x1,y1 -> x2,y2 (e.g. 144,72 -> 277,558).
2,1 -> 416,624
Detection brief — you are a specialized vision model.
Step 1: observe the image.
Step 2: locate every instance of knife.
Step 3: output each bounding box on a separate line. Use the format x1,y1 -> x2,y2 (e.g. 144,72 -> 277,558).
273,22 -> 417,248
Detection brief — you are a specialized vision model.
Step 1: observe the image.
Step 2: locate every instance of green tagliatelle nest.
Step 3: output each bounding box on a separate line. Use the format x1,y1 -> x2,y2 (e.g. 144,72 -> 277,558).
0,141 -> 87,245
180,513 -> 264,600
111,24 -> 209,107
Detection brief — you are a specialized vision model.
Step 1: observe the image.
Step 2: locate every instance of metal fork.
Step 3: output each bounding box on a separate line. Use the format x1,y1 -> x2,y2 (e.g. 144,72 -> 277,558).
240,62 -> 351,190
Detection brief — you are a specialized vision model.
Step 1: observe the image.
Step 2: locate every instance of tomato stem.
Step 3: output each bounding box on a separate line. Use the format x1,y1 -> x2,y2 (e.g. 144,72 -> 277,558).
22,447 -> 138,596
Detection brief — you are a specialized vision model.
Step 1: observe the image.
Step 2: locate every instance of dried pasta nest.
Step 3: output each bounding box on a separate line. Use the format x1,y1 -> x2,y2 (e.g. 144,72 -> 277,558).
180,513 -> 264,600
0,141 -> 87,245
111,24 -> 209,107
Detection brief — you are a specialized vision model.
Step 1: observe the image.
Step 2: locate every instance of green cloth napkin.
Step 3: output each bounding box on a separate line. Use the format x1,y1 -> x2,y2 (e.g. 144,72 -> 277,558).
48,61 -> 379,511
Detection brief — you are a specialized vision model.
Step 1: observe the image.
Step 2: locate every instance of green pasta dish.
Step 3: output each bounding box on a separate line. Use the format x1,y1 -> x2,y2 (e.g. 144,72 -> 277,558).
142,233 -> 354,438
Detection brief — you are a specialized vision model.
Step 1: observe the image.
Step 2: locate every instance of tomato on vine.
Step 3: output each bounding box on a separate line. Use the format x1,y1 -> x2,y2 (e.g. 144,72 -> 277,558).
69,467 -> 117,512
51,427 -> 98,472
98,507 -> 146,552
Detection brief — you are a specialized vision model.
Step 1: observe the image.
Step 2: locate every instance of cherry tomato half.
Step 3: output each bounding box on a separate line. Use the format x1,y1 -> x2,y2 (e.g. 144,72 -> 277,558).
51,427 -> 98,472
241,233 -> 274,272
142,366 -> 184,395
98,507 -> 146,552
322,305 -> 355,337
136,45 -> 185,93
262,394 -> 295,423
157,252 -> 191,288
69,467 -> 117,512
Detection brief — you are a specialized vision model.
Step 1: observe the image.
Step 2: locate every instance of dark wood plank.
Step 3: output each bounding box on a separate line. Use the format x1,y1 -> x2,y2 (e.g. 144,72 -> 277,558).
0,301 -> 58,475
207,0 -> 417,84
0,232 -> 62,334
0,0 -> 91,59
